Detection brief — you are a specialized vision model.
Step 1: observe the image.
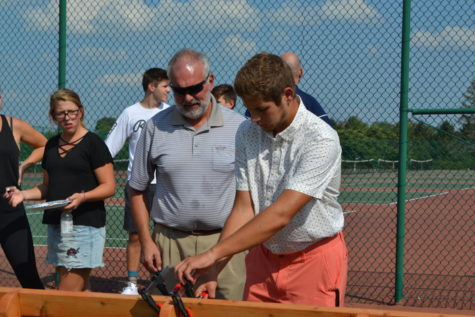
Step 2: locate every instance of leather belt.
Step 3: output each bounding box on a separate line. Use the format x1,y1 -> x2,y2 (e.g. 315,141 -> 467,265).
158,223 -> 222,236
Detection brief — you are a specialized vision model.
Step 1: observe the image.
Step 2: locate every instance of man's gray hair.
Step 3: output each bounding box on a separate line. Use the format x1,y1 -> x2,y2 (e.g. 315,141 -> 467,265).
167,49 -> 210,81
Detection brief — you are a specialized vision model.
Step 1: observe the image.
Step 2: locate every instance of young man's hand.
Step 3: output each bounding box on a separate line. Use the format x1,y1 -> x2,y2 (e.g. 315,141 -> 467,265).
175,249 -> 218,286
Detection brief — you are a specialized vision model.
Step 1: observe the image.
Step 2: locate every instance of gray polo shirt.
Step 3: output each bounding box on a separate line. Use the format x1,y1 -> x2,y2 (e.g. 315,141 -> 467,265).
129,97 -> 245,231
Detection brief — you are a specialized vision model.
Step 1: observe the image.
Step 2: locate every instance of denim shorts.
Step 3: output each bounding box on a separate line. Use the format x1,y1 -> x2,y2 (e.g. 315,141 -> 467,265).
46,225 -> 106,269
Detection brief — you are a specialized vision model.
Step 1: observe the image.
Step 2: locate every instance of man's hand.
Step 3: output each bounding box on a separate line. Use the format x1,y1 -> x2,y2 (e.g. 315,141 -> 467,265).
142,239 -> 162,273
175,250 -> 218,287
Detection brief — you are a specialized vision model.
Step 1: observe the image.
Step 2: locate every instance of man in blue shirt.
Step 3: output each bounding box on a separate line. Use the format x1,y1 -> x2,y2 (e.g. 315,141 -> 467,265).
281,52 -> 332,126
245,52 -> 332,127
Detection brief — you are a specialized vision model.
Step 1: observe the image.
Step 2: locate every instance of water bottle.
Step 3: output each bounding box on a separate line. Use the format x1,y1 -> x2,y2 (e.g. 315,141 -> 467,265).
61,212 -> 73,237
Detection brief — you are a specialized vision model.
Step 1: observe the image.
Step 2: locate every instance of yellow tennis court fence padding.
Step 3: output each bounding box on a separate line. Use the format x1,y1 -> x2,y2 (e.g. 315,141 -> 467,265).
0,287 -> 472,317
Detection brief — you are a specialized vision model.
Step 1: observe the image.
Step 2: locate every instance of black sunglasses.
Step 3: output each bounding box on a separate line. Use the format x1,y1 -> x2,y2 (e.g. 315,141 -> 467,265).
170,74 -> 209,96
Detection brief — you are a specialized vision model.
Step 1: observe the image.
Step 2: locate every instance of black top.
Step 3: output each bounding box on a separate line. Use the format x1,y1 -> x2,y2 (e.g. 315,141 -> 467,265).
42,132 -> 113,227
0,115 -> 23,212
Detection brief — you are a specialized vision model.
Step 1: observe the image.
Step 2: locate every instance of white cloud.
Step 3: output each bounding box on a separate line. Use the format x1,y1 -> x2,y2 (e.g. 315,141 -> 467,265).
97,72 -> 141,85
412,26 -> 475,49
265,0 -> 381,26
163,0 -> 260,32
98,0 -> 155,32
22,0 -> 259,34
22,0 -> 151,34
22,1 -> 57,32
76,47 -> 129,61
219,35 -> 257,59
265,2 -> 324,26
322,0 -> 382,24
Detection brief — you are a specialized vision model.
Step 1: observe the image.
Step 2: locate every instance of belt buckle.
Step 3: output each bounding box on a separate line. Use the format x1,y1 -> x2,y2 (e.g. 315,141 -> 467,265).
189,230 -> 201,235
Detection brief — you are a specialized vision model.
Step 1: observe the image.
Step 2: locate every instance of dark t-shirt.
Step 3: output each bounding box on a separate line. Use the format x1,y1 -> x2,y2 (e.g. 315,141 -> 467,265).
42,132 -> 113,227
0,115 -> 23,213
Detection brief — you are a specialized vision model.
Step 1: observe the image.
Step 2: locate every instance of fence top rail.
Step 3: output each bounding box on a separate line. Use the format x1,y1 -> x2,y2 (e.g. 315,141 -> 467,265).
409,108 -> 475,115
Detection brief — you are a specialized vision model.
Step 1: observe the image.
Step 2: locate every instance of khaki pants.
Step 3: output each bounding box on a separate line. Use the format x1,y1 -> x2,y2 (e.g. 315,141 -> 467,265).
152,223 -> 246,300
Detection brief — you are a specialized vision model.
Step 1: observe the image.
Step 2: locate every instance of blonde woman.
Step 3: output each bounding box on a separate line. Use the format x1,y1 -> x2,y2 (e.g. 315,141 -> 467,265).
6,89 -> 115,291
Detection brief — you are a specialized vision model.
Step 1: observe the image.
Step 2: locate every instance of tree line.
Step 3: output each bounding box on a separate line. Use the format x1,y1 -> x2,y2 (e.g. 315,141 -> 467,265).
333,78 -> 474,169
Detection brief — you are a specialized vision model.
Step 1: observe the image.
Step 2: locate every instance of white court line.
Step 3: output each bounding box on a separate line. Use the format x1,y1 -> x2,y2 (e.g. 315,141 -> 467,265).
388,191 -> 449,205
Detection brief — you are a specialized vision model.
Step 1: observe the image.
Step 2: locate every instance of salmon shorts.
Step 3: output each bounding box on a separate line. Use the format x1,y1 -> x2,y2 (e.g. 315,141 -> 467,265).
244,232 -> 348,306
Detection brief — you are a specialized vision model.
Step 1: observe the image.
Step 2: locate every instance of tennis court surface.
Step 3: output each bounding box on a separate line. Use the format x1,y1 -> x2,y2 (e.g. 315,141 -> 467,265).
0,168 -> 473,311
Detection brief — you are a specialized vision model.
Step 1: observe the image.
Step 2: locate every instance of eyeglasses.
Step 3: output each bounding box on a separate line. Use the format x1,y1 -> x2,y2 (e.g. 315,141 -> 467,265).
170,74 -> 209,96
54,109 -> 80,120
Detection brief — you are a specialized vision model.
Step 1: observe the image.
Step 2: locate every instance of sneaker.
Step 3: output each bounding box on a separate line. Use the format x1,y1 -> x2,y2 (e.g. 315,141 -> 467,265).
121,282 -> 139,295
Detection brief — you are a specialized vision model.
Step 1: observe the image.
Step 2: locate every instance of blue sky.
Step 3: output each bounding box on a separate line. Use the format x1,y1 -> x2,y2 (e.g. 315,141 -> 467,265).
1,0 -> 474,130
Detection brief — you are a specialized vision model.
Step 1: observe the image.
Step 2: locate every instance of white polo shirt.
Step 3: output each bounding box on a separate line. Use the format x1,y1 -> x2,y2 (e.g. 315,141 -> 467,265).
235,99 -> 344,254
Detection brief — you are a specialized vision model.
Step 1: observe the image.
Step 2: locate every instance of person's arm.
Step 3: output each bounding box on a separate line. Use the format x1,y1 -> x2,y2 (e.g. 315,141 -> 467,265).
216,189 -> 312,256
212,189 -> 255,272
128,119 -> 161,273
4,171 -> 49,207
11,117 -> 47,185
64,162 -> 115,211
202,132 -> 341,266
104,112 -> 128,158
129,186 -> 162,273
175,189 -> 312,286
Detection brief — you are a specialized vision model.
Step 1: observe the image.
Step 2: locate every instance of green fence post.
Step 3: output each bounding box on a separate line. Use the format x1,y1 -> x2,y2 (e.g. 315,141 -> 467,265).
55,0 -> 67,287
58,0 -> 67,90
396,0 -> 412,303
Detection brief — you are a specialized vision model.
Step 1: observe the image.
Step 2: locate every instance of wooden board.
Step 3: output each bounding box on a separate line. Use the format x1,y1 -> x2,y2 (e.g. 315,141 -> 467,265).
0,288 -> 471,317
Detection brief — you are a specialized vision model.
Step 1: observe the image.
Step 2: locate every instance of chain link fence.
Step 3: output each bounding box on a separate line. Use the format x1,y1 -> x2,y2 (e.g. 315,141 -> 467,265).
1,0 -> 473,311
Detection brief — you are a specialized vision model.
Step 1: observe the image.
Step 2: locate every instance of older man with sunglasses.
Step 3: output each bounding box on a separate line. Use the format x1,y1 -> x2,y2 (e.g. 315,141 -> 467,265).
128,49 -> 246,300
